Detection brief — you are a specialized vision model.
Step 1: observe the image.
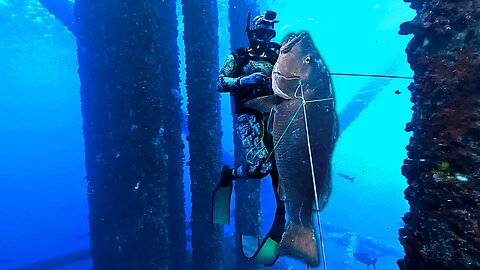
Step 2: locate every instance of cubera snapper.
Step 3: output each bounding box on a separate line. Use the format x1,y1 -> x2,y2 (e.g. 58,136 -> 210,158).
245,32 -> 337,267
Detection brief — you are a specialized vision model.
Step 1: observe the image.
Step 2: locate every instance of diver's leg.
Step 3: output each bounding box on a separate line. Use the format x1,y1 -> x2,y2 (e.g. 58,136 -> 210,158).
220,113 -> 272,184
215,112 -> 270,225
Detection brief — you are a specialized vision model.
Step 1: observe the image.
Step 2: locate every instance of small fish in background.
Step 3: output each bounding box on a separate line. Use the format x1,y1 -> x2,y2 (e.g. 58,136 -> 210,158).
337,172 -> 356,183
394,89 -> 401,95
354,252 -> 377,269
0,259 -> 14,264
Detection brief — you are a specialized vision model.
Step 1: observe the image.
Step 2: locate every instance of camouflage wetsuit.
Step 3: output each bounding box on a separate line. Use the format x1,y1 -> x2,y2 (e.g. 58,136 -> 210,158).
217,43 -> 280,179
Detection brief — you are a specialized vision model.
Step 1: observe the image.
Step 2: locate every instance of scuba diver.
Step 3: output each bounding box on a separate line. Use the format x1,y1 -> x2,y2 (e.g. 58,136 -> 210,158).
213,10 -> 286,266
218,10 -> 279,191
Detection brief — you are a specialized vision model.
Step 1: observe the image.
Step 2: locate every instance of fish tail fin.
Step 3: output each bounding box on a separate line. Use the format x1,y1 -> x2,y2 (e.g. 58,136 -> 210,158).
277,222 -> 319,267
372,258 -> 377,270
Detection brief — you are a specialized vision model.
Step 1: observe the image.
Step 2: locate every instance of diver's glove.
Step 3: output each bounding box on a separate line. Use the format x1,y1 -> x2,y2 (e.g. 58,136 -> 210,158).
238,72 -> 267,86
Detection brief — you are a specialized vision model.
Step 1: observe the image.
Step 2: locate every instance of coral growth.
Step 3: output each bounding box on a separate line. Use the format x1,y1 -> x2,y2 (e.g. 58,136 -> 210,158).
398,0 -> 480,269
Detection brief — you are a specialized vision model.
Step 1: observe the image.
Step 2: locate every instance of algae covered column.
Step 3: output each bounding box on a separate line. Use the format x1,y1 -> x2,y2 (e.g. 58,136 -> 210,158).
398,0 -> 480,269
181,0 -> 224,269
228,1 -> 262,270
75,0 -> 177,269
160,1 -> 188,269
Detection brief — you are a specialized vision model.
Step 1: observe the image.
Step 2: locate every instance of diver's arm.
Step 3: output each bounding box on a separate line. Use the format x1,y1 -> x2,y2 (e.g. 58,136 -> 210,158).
217,54 -> 268,94
217,54 -> 241,93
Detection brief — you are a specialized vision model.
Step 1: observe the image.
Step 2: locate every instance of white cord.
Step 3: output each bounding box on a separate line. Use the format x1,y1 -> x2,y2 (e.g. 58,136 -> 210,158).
299,82 -> 328,270
262,78 -> 332,270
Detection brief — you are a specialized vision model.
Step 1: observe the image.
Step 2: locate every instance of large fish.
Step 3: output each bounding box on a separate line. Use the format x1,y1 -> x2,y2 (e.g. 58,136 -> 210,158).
245,32 -> 337,266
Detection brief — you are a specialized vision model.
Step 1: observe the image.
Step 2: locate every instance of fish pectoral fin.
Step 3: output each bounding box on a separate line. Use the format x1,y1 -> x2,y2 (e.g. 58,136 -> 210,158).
244,95 -> 279,113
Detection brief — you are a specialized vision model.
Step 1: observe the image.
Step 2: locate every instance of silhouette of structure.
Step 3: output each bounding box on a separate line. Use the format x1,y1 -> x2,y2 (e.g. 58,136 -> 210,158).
182,0 -> 224,269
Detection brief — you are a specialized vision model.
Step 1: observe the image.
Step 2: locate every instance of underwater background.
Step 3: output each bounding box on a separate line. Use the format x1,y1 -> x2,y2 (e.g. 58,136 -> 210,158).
0,0 -> 417,269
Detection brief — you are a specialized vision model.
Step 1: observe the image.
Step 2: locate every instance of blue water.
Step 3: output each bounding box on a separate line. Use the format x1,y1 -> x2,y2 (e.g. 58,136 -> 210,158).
0,0 -> 415,269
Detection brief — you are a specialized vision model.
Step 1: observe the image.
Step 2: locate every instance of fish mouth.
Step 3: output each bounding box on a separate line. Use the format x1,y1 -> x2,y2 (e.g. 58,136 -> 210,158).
280,32 -> 307,54
273,71 -> 302,80
272,66 -> 302,100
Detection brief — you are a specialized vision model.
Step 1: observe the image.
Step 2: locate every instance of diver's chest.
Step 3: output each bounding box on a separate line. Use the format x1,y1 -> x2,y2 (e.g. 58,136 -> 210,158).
242,59 -> 274,75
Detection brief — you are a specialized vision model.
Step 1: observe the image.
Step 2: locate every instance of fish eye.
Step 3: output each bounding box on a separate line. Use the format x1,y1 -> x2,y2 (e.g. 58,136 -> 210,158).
304,56 -> 311,63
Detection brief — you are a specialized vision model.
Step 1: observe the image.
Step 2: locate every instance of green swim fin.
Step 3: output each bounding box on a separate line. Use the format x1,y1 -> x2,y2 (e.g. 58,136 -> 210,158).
212,180 -> 233,225
240,205 -> 286,266
241,235 -> 280,266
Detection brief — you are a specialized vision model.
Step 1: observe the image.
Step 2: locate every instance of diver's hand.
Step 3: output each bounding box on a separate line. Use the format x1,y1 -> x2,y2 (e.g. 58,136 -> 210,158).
239,72 -> 267,86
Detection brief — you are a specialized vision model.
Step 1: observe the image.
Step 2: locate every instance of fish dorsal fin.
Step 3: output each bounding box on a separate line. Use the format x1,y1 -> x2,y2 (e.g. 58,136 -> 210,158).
244,95 -> 280,113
